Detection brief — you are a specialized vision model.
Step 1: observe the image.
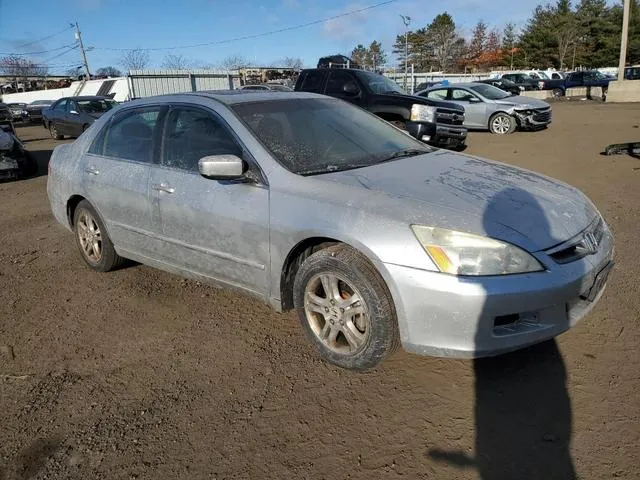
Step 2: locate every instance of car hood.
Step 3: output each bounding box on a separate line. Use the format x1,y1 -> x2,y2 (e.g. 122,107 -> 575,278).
319,151 -> 596,251
493,96 -> 549,109
379,92 -> 465,112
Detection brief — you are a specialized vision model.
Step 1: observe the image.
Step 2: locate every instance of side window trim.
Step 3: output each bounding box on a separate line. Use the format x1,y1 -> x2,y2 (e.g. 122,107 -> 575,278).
159,102 -> 268,185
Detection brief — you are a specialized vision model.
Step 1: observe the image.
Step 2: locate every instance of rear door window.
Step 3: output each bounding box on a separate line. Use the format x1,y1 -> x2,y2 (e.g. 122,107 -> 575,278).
422,88 -> 448,100
299,71 -> 326,93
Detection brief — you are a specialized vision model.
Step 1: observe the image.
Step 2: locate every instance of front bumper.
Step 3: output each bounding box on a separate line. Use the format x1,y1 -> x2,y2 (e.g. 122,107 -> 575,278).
514,109 -> 552,130
380,222 -> 614,358
406,121 -> 467,148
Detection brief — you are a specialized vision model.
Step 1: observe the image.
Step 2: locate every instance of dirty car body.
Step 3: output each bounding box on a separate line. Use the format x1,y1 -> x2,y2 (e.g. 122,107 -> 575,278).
418,83 -> 552,132
47,91 -> 613,366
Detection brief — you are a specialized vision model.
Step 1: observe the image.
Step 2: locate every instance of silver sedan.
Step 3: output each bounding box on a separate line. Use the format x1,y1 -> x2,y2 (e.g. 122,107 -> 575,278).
47,91 -> 613,370
417,82 -> 552,134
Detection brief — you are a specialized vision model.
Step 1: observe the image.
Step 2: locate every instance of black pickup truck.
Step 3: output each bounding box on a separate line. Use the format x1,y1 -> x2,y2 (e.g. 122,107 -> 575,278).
294,68 -> 467,150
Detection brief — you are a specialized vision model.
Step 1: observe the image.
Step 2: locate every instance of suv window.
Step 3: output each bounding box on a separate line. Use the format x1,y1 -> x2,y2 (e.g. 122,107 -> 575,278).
54,100 -> 67,111
300,71 -> 325,93
162,107 -> 241,171
326,71 -> 357,95
91,107 -> 162,162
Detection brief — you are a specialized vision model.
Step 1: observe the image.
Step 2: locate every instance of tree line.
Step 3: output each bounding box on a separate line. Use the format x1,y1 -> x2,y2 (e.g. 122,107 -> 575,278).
351,0 -> 640,73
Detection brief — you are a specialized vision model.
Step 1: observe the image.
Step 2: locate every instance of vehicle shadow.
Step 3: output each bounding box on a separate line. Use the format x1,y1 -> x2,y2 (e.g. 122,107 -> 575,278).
429,187 -> 579,479
26,149 -> 52,178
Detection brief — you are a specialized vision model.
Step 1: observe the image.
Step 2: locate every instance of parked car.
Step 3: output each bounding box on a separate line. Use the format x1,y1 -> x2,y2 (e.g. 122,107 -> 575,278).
0,103 -> 15,135
24,100 -> 53,124
295,68 -> 467,150
417,83 -> 552,134
624,65 -> 640,80
414,80 -> 444,92
0,124 -> 36,181
43,96 -> 117,139
240,84 -> 293,92
500,73 -> 543,91
476,78 -> 522,95
543,70 -> 612,97
47,91 -> 613,370
6,103 -> 27,122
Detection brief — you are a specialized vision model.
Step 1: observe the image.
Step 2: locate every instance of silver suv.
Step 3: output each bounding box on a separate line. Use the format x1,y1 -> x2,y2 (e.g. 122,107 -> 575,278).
47,91 -> 613,370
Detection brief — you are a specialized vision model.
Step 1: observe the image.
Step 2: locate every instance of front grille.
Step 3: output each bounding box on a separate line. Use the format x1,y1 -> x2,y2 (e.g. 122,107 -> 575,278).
532,108 -> 552,123
436,109 -> 464,125
547,218 -> 604,264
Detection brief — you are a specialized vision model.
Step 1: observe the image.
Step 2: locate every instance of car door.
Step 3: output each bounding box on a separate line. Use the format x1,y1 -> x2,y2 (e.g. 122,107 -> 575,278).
82,105 -> 167,257
325,70 -> 364,107
49,99 -> 67,132
449,88 -> 486,128
149,104 -> 270,295
65,100 -> 83,136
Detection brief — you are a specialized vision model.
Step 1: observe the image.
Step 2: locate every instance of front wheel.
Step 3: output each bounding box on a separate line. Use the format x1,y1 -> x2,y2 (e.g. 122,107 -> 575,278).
293,245 -> 400,371
49,123 -> 63,140
553,88 -> 565,98
489,113 -> 516,135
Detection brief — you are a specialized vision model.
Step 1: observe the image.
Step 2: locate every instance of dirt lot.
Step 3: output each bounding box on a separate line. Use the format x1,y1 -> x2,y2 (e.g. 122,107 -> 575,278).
1,102 -> 639,480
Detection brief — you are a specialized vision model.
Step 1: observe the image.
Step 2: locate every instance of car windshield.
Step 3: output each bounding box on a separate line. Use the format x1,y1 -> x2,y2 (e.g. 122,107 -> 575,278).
357,71 -> 406,94
470,84 -> 512,100
76,99 -> 115,113
232,98 -> 432,176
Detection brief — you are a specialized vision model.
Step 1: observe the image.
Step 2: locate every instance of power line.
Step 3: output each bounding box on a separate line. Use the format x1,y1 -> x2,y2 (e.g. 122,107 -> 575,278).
94,0 -> 398,52
11,26 -> 75,50
0,43 -> 78,56
40,45 -> 79,63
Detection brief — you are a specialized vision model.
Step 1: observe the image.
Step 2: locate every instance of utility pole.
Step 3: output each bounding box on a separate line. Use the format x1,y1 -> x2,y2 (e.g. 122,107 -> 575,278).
618,0 -> 631,81
400,15 -> 411,91
74,22 -> 91,81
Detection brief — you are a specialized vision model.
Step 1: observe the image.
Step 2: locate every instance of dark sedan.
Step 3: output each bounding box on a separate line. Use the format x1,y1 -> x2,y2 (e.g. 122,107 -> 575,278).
43,96 -> 117,139
6,103 -> 27,121
500,73 -> 542,91
477,78 -> 522,95
24,100 -> 53,124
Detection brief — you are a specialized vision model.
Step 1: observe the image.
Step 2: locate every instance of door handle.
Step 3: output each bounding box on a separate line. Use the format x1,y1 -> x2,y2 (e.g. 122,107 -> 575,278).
85,167 -> 99,175
152,183 -> 175,194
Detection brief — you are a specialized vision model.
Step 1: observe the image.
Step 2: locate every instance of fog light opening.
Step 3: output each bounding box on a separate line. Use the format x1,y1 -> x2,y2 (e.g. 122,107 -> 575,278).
494,314 -> 520,328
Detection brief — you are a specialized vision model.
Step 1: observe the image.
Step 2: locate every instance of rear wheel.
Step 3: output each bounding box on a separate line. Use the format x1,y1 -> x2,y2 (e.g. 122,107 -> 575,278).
489,113 -> 516,135
73,200 -> 123,272
49,123 -> 63,140
553,88 -> 565,98
293,244 -> 400,371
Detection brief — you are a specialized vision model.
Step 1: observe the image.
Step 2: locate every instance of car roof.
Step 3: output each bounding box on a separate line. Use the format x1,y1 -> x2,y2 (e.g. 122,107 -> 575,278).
425,82 -> 483,89
61,95 -> 109,101
129,90 -> 323,106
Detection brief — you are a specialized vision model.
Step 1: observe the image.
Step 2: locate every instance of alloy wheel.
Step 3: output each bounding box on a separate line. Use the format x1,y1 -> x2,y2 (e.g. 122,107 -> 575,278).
304,273 -> 370,354
76,210 -> 102,263
492,116 -> 512,134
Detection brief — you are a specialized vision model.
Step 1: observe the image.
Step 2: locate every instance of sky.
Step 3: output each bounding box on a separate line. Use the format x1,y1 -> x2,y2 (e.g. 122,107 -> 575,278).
0,0 -> 617,74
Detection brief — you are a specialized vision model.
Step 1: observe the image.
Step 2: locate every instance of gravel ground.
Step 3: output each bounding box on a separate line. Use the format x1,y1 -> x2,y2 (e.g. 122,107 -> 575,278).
1,102 -> 639,480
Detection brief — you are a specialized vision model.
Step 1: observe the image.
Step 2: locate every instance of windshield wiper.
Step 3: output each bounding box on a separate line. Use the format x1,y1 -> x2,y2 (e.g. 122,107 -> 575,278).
376,148 -> 430,164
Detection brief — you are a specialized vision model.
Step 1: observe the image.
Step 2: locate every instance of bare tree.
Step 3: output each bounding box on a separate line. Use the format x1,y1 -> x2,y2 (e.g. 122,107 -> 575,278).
161,54 -> 192,70
95,66 -> 122,77
119,48 -> 150,71
282,57 -> 304,69
218,55 -> 248,70
0,55 -> 48,91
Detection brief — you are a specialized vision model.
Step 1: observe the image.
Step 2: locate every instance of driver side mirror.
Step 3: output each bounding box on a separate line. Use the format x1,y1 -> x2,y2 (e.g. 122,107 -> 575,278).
468,97 -> 482,103
198,154 -> 246,180
69,110 -> 79,115
342,82 -> 360,96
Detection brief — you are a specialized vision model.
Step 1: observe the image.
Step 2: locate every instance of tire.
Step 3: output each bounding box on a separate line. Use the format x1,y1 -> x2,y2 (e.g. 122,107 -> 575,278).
73,200 -> 123,272
49,123 -> 63,140
489,113 -> 516,135
293,244 -> 400,371
553,88 -> 565,98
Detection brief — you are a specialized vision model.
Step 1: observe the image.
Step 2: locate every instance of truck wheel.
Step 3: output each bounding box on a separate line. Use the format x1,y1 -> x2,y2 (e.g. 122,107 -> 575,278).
293,244 -> 400,371
389,119 -> 407,131
489,113 -> 516,135
553,88 -> 565,98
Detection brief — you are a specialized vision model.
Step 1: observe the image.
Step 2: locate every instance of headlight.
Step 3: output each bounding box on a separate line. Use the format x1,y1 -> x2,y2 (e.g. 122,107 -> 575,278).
411,225 -> 544,276
410,104 -> 436,123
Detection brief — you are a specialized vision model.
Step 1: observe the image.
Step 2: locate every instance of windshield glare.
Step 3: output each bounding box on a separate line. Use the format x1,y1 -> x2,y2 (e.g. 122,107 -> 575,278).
470,84 -> 511,100
233,98 -> 432,175
358,71 -> 406,94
